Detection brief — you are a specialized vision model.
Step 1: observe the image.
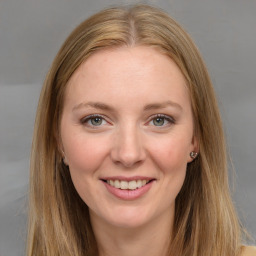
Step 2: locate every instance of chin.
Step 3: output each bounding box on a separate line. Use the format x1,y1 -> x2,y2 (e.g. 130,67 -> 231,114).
104,206 -> 154,229
108,216 -> 149,229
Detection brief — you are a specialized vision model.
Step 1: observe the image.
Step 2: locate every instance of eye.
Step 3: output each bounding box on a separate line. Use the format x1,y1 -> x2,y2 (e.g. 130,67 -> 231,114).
81,114 -> 108,127
149,114 -> 175,127
90,116 -> 104,126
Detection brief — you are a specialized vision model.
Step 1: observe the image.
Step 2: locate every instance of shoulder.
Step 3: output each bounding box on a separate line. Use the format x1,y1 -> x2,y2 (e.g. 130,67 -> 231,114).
241,246 -> 256,256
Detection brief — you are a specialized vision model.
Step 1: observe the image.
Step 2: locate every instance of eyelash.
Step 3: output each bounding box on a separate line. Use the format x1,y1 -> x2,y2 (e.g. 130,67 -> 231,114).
149,114 -> 175,127
80,114 -> 107,127
80,114 -> 175,128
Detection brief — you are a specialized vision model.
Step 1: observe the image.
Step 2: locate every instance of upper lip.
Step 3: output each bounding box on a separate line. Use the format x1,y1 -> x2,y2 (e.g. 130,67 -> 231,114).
100,176 -> 155,181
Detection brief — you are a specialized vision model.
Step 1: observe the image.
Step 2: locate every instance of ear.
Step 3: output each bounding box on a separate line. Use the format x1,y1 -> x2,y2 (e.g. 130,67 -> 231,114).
187,134 -> 199,163
60,147 -> 69,166
57,135 -> 69,166
63,155 -> 69,166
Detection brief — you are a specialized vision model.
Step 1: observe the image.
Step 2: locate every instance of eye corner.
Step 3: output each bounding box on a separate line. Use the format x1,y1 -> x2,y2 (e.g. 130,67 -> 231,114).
80,114 -> 111,128
146,113 -> 176,128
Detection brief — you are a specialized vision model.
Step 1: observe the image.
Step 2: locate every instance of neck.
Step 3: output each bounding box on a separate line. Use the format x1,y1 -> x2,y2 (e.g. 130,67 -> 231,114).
90,210 -> 174,256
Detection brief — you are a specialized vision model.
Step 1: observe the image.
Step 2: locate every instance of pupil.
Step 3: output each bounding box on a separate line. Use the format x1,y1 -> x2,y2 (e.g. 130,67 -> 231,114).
153,117 -> 164,126
91,117 -> 102,126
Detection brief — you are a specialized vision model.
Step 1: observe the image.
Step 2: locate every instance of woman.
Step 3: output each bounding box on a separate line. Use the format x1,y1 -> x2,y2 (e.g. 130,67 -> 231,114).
26,4 -> 255,256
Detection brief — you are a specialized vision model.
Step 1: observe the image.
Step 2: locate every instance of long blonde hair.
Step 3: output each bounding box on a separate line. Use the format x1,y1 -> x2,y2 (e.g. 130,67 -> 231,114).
27,4 -> 243,256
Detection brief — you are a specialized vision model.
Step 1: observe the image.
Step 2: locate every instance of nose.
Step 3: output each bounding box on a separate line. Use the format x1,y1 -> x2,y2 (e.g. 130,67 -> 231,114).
110,125 -> 146,168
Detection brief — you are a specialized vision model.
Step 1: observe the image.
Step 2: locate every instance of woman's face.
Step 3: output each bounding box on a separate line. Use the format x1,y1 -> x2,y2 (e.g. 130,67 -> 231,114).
61,46 -> 197,229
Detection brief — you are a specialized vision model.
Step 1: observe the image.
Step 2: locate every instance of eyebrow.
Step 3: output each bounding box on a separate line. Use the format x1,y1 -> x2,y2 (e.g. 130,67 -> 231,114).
143,101 -> 182,111
72,102 -> 114,112
72,100 -> 182,112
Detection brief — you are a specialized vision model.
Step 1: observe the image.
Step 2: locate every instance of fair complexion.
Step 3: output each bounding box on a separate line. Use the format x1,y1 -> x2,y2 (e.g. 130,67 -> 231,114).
61,46 -> 197,256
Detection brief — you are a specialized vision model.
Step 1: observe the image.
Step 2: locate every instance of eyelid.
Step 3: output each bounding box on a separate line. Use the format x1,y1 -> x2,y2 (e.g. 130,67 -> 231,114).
147,114 -> 176,126
80,114 -> 110,127
80,113 -> 175,128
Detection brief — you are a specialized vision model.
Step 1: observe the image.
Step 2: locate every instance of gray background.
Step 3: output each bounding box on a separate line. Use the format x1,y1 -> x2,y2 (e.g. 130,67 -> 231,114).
0,0 -> 255,255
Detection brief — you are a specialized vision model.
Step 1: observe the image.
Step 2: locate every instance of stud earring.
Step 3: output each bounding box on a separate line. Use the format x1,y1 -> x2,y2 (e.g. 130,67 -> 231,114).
190,151 -> 198,160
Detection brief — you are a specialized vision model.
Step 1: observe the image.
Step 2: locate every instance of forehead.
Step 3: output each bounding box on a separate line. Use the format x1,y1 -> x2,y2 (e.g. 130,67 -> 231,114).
70,46 -> 186,83
64,46 -> 190,111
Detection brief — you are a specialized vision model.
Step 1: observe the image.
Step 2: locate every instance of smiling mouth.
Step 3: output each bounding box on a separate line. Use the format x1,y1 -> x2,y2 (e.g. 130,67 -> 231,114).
102,179 -> 154,190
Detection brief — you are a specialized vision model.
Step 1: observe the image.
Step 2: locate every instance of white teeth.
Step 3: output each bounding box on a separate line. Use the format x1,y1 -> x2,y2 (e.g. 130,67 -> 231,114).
137,180 -> 142,187
106,179 -> 151,190
114,180 -> 120,188
128,180 -> 137,190
120,181 -> 128,189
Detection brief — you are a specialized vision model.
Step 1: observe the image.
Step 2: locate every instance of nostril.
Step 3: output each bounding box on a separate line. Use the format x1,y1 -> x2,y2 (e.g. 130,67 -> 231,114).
110,138 -> 146,168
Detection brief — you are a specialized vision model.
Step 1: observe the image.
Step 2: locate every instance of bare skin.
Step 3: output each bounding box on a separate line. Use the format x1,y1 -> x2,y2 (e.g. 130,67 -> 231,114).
91,207 -> 172,256
61,46 -> 197,256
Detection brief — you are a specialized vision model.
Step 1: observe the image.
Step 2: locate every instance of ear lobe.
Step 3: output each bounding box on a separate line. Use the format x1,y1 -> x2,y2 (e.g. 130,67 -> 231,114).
63,156 -> 69,166
187,135 -> 199,163
60,147 -> 69,166
56,138 -> 69,166
187,150 -> 199,163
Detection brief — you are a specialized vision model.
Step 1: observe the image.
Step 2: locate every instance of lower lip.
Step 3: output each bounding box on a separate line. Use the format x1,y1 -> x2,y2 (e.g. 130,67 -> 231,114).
102,181 -> 154,200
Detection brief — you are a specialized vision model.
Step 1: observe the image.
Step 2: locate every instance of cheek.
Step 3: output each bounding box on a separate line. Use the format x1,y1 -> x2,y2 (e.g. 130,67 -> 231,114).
63,135 -> 110,205
149,135 -> 191,172
63,133 -> 110,174
151,137 -> 190,200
